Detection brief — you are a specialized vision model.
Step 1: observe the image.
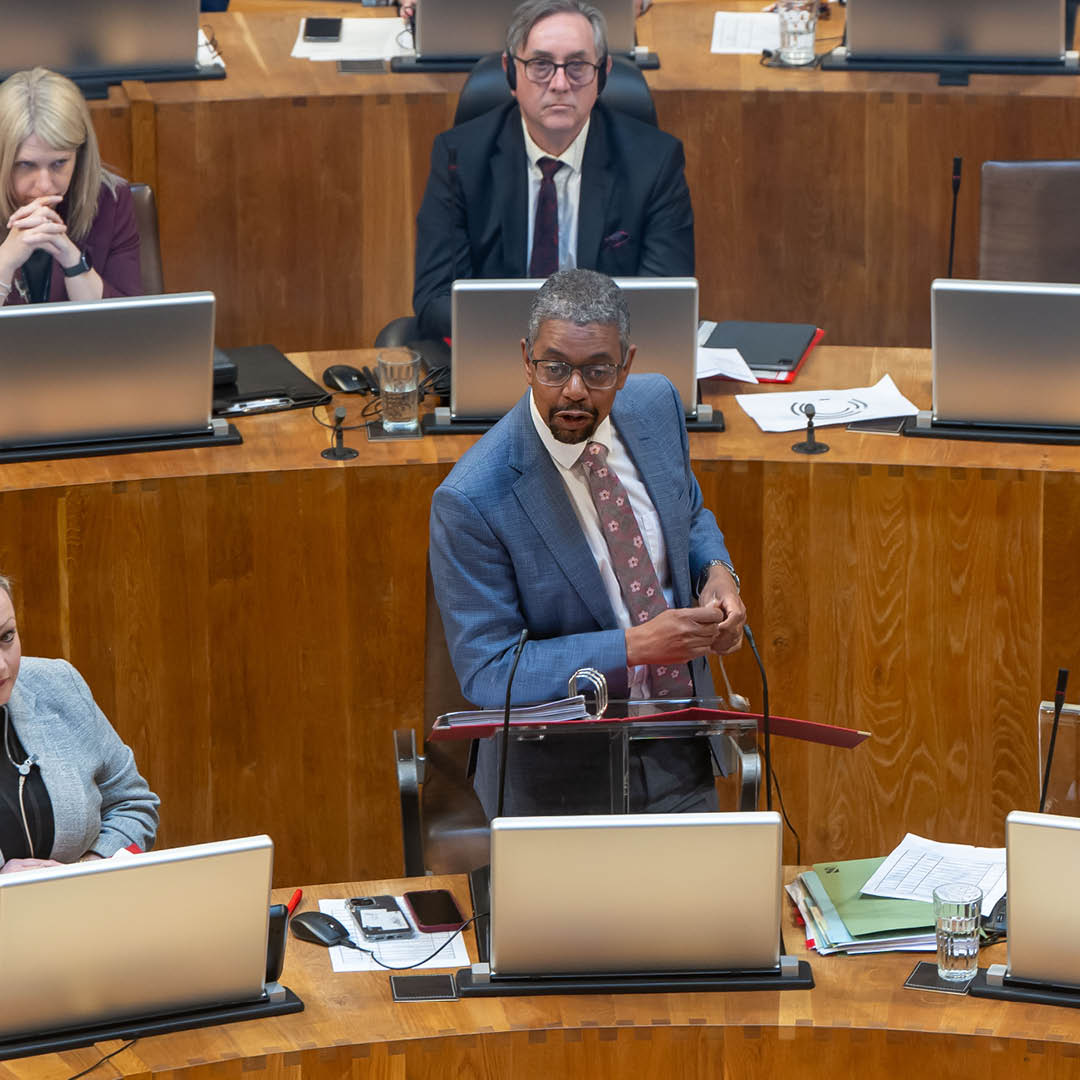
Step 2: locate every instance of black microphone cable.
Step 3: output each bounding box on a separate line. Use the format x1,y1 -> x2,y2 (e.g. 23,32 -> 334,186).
744,626 -> 801,864
947,155 -> 963,278
496,629 -> 530,818
1039,667 -> 1070,814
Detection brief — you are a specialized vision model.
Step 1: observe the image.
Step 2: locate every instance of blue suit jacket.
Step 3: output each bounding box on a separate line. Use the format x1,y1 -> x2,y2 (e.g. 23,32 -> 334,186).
429,374 -> 732,815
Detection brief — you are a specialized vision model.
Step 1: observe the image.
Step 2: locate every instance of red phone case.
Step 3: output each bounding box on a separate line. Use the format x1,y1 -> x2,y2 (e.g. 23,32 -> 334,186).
403,890 -> 465,933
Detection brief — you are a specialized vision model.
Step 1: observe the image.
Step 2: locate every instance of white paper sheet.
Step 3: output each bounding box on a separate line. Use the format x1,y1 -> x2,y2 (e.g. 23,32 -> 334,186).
735,374 -> 918,433
860,834 -> 1006,918
697,346 -> 759,383
319,897 -> 472,972
710,12 -> 780,54
291,18 -> 413,62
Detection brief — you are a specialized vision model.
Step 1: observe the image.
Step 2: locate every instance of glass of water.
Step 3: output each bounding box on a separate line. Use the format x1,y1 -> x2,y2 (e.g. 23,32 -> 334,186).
933,882 -> 982,982
377,348 -> 421,434
776,0 -> 818,66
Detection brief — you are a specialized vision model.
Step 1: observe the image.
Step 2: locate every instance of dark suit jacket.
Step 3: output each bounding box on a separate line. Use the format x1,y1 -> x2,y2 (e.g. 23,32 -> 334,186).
430,374 -> 728,816
3,181 -> 141,306
413,101 -> 695,340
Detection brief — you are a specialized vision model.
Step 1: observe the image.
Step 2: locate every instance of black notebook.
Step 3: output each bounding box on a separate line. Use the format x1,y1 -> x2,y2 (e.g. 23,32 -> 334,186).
704,321 -> 820,374
212,345 -> 330,416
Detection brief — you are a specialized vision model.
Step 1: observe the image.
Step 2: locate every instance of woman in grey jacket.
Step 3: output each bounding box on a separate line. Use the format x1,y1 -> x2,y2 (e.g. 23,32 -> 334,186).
0,572 -> 159,874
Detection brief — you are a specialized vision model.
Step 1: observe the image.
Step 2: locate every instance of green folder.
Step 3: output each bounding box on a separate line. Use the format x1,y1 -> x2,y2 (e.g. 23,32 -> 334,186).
811,856 -> 935,937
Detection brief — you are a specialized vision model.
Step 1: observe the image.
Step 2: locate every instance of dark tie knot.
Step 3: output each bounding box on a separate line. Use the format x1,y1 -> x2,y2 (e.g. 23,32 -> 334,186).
538,157 -> 564,181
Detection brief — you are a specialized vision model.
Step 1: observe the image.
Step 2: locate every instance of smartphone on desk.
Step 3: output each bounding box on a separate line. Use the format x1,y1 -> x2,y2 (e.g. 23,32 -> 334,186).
348,895 -> 414,941
303,17 -> 343,42
403,889 -> 466,933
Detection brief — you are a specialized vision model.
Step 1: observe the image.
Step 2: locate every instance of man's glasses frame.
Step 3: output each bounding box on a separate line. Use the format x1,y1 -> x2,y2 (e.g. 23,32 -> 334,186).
529,356 -> 623,390
511,55 -> 603,87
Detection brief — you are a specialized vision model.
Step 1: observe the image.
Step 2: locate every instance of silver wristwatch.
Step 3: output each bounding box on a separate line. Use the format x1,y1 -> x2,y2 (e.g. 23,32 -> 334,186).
697,559 -> 740,595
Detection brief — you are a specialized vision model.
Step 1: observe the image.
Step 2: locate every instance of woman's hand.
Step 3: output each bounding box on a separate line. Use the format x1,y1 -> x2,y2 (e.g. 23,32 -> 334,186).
0,195 -> 81,279
0,857 -> 63,874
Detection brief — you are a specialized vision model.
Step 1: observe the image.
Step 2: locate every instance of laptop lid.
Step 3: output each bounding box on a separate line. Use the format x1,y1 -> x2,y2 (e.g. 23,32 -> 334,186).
930,279 -> 1080,429
0,0 -> 199,80
416,0 -> 635,60
0,291 -> 215,449
1005,811 -> 1080,988
489,812 -> 782,977
451,277 -> 699,420
0,835 -> 273,1040
846,0 -> 1065,62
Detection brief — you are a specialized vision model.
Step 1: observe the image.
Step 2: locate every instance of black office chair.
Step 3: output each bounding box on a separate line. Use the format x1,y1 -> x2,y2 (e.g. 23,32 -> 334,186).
130,182 -> 164,295
453,51 -> 658,128
393,560 -> 490,877
979,161 -> 1080,283
374,52 -> 659,347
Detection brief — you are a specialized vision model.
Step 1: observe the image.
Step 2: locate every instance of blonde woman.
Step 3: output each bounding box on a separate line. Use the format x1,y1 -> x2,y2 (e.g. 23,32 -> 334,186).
0,67 -> 141,306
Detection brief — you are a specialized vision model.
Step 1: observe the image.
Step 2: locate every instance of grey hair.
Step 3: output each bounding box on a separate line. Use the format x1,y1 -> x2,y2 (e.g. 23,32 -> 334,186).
0,573 -> 11,600
506,0 -> 608,60
526,269 -> 630,356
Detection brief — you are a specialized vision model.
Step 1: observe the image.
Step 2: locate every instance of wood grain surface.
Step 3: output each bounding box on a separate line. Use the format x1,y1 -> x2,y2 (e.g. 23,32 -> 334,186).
80,2 -> 1080,350
4,873 -> 1080,1080
0,347 -> 1077,882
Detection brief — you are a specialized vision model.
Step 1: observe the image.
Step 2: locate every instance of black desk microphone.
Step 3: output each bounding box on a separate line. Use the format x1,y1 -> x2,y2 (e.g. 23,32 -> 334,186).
495,629 -> 529,818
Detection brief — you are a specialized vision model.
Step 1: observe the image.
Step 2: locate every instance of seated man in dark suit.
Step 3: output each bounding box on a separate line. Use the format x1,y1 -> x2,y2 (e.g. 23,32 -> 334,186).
412,0 -> 694,341
429,270 -> 742,817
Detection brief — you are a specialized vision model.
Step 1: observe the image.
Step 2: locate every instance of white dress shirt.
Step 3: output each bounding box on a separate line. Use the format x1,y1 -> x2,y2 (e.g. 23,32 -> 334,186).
522,117 -> 590,275
529,392 -> 673,697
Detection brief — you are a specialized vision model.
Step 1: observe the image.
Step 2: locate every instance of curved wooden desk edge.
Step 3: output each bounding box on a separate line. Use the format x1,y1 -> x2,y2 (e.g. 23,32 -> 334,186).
5,872 -> 1080,1080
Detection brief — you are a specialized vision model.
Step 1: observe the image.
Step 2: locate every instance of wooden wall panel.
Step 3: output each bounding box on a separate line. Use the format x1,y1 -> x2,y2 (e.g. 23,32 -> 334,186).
152,93 -> 455,350
88,97 -> 134,182
698,459 -> 1043,864
0,465 -> 448,887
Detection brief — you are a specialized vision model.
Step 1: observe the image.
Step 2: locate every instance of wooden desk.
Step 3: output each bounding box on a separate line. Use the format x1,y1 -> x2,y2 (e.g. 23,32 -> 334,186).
85,2 -> 1080,351
0,345 -> 1076,885
4,873 -> 1080,1080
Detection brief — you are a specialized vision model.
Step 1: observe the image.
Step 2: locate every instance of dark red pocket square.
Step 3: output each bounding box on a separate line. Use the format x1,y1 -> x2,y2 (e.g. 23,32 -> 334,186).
601,230 -> 631,250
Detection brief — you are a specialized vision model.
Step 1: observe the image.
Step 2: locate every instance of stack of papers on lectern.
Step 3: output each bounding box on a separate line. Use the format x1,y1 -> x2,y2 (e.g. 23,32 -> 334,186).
439,695 -> 589,729
787,857 -> 937,955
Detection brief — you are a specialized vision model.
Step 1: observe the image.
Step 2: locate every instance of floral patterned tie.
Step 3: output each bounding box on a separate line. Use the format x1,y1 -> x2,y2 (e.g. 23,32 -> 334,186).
580,441 -> 695,698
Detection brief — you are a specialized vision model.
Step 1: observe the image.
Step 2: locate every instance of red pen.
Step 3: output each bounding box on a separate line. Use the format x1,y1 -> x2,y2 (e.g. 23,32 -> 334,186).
286,888 -> 303,915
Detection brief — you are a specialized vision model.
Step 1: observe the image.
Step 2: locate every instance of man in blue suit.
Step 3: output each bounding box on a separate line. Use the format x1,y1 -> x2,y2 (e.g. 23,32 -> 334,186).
412,0 -> 694,341
429,270 -> 745,817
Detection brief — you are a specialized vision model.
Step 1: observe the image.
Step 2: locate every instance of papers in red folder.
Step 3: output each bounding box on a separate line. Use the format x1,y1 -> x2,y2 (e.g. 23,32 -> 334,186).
430,702 -> 868,748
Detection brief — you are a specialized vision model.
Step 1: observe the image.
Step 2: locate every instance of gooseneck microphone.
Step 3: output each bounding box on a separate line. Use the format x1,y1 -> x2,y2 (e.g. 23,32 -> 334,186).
495,629 -> 530,818
947,155 -> 963,278
1039,667 -> 1070,814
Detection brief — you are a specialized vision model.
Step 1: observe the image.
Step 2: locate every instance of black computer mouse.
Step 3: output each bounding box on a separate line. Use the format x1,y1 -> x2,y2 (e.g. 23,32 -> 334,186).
322,364 -> 367,394
290,911 -> 354,947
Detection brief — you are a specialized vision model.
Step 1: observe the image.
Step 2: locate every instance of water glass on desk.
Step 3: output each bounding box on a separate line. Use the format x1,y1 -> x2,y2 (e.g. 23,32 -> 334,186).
933,883 -> 982,982
776,0 -> 818,66
377,348 -> 421,434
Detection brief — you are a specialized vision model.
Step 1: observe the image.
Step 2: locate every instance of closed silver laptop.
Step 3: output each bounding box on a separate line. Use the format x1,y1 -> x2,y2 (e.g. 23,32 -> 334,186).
0,0 -> 200,80
451,276 -> 699,419
846,0 -> 1064,63
931,279 -> 1080,429
416,0 -> 635,60
1004,811 -> 1080,988
489,812 -> 782,977
0,835 -> 273,1040
0,291 -> 215,449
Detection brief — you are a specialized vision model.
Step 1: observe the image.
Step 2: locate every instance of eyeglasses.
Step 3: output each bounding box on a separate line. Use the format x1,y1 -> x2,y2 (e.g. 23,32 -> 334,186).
512,55 -> 602,87
531,358 -> 622,389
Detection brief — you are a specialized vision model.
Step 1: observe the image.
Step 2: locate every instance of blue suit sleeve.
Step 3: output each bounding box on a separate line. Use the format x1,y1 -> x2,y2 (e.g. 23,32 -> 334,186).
430,485 -> 630,708
666,380 -> 732,591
